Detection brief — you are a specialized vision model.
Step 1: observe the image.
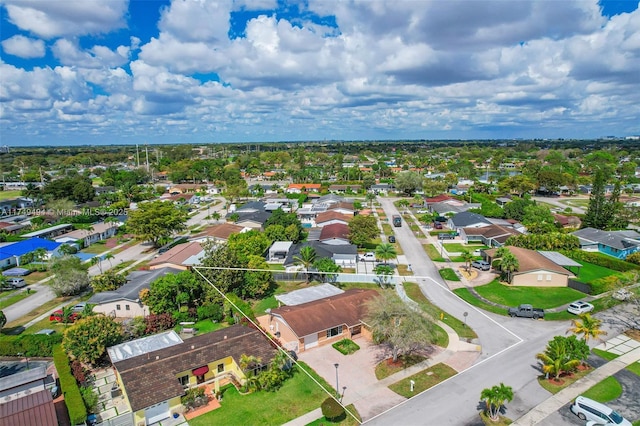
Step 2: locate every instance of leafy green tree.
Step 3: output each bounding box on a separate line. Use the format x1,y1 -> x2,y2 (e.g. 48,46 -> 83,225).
535,336 -> 580,380
394,171 -> 423,196
126,200 -> 188,247
505,233 -> 580,251
227,230 -> 273,263
564,335 -> 591,367
49,255 -> 90,296
365,291 -> 434,362
521,204 -> 556,234
313,257 -> 342,284
583,169 -> 610,230
62,315 -> 123,365
293,246 -> 317,283
264,224 -> 287,242
348,215 -> 379,247
199,242 -> 246,298
373,264 -> 395,288
496,251 -> 519,284
460,249 -> 474,272
480,383 -> 514,422
144,271 -> 208,315
264,210 -> 304,243
91,272 -> 127,293
43,176 -> 95,203
503,198 -> 535,221
243,255 -> 276,298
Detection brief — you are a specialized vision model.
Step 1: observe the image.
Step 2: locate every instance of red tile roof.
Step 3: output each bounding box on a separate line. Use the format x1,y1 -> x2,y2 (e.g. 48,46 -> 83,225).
271,289 -> 378,338
315,211 -> 352,224
319,223 -> 350,241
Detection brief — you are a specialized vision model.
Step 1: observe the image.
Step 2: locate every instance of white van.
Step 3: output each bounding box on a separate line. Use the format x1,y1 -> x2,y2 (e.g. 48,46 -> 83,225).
7,277 -> 27,288
570,396 -> 631,425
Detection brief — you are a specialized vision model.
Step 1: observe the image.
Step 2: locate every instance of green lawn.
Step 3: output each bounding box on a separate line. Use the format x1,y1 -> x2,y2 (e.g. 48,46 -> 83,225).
253,295 -> 278,315
375,355 -> 426,380
593,348 -> 640,377
443,243 -> 488,253
189,362 -> 336,426
0,190 -> 23,200
0,290 -> 35,310
268,264 -> 285,271
453,288 -> 508,316
404,282 -> 477,339
439,268 -> 460,281
424,244 -> 446,261
388,363 -> 457,398
582,376 -> 622,403
24,270 -> 52,284
473,280 -> 585,309
81,243 -> 110,254
575,261 -> 621,283
305,404 -> 361,426
332,339 -> 360,355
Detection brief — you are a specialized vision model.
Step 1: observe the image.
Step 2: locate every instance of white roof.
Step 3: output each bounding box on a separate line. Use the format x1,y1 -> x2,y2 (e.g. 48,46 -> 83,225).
275,283 -> 344,306
107,330 -> 183,363
270,241 -> 293,252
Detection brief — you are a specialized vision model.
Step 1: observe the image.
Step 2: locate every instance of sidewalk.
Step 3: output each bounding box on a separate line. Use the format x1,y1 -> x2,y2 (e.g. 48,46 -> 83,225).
512,346 -> 640,425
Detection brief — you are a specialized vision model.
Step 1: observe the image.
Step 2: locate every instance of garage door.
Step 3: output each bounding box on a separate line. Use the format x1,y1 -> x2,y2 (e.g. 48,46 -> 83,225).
304,334 -> 318,350
145,401 -> 169,425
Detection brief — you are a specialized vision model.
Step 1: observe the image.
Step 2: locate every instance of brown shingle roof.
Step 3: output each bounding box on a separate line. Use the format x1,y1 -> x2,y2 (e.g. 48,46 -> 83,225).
315,211 -> 352,225
319,223 -> 350,241
148,242 -> 203,267
327,202 -> 355,212
484,246 -> 572,276
115,325 -> 276,412
0,389 -> 57,426
463,224 -> 520,240
271,289 -> 378,338
197,223 -> 245,240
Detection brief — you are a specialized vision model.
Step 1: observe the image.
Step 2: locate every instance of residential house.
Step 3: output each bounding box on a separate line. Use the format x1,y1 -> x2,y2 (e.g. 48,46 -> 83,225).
20,224 -> 74,240
448,211 -> 492,232
0,197 -> 34,215
328,184 -> 361,194
235,211 -> 271,229
327,202 -> 356,216
495,197 -> 512,207
0,222 -> 28,234
0,366 -> 58,426
286,183 -> 321,194
148,242 -> 204,270
284,242 -> 358,268
429,200 -> 482,217
460,224 -> 521,247
192,223 -> 247,243
258,288 -> 377,352
369,183 -> 393,194
109,325 -> 276,426
88,267 -> 182,318
318,223 -> 351,245
315,211 -> 352,228
235,201 -> 266,214
572,227 -> 640,259
553,214 -> 582,229
484,246 -> 574,287
53,221 -> 120,248
168,184 -> 205,194
268,241 -> 293,262
0,238 -> 61,269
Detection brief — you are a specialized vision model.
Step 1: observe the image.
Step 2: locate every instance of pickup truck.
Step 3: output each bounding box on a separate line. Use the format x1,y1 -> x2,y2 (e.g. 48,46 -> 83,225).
508,304 -> 545,319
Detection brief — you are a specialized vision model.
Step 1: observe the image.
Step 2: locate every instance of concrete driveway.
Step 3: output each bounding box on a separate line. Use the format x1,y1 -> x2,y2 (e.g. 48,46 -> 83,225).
298,339 -> 406,421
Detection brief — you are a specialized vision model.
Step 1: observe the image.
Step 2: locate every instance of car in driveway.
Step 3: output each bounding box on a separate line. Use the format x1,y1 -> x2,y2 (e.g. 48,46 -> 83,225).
567,301 -> 594,315
388,235 -> 396,243
471,260 -> 490,271
358,252 -> 376,262
570,396 -> 631,425
49,310 -> 80,323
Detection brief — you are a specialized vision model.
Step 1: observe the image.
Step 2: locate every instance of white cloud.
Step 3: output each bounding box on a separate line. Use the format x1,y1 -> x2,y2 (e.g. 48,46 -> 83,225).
3,0 -> 128,39
1,35 -> 45,58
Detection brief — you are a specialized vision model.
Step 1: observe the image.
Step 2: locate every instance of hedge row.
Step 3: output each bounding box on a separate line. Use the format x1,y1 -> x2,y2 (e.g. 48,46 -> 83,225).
53,346 -> 87,425
563,250 -> 640,272
0,334 -> 62,357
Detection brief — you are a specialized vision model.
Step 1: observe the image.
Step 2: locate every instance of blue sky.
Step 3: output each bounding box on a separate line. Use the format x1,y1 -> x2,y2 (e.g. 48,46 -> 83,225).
1,0 -> 639,146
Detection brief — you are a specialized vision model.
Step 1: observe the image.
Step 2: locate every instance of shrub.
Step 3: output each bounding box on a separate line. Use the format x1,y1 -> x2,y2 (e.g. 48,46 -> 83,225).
71,360 -> 88,385
197,303 -> 223,321
321,397 -> 345,421
144,313 -> 175,334
0,334 -> 63,357
332,339 -> 360,355
53,346 -> 87,425
563,250 -> 640,272
181,387 -> 206,409
80,386 -> 98,413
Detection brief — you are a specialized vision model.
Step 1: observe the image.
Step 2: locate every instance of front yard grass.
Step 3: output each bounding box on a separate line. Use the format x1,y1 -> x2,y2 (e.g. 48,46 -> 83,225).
253,295 -> 278,315
424,244 -> 446,261
443,243 -> 489,253
188,362 -> 335,426
439,268 -> 460,281
537,367 -> 593,394
375,355 -> 426,380
473,280 -> 585,309
81,242 -> 110,254
305,403 -> 361,426
332,339 -> 360,355
388,363 -> 457,398
593,348 -> 640,377
0,290 -> 35,310
452,288 -> 507,316
24,270 -> 52,284
582,376 -> 623,403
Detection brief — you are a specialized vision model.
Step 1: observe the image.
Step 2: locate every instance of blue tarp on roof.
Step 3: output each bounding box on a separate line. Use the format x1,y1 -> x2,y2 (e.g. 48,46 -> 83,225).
2,267 -> 31,276
0,237 -> 61,261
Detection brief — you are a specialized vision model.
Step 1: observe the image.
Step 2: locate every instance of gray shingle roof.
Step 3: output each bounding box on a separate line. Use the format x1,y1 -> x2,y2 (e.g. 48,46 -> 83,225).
450,211 -> 492,227
88,267 -> 182,304
572,227 -> 640,250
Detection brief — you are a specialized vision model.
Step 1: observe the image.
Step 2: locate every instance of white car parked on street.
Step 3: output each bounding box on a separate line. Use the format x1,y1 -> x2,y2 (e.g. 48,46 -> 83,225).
567,301 -> 594,315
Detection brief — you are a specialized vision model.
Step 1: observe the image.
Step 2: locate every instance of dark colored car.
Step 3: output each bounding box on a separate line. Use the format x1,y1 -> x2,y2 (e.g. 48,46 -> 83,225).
389,235 -> 396,243
433,222 -> 443,229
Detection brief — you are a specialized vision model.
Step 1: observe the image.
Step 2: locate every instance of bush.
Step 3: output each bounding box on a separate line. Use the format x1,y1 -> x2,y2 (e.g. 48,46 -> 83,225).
144,313 -> 175,334
563,250 -> 640,272
80,386 -> 98,413
321,397 -> 345,421
181,387 -> 206,409
53,346 -> 87,425
71,360 -> 88,385
0,334 -> 63,357
197,303 -> 223,322
332,339 -> 360,355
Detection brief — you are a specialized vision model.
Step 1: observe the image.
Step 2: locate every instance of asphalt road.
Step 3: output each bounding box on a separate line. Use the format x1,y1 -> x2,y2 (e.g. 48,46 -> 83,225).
367,198 -> 606,425
3,199 -> 225,324
531,196 -> 587,215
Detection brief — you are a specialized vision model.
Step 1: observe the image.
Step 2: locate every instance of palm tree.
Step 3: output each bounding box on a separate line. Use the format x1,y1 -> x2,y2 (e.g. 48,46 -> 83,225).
480,383 -> 514,422
498,252 -> 519,284
460,249 -> 474,272
293,246 -> 317,283
31,247 -> 48,271
61,306 -> 75,325
375,243 -> 397,264
567,313 -> 608,344
90,256 -> 103,274
536,338 -> 580,380
397,199 -> 410,212
103,253 -> 115,268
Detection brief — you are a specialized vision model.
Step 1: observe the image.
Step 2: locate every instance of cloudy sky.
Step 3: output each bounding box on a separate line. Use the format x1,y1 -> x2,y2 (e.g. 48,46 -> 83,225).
1,0 -> 639,146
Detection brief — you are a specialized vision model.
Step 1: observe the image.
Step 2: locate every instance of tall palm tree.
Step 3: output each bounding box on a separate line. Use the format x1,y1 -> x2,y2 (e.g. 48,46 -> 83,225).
90,256 -> 103,274
103,253 -> 115,268
567,313 -> 608,344
536,338 -> 580,380
293,246 -> 317,283
498,252 -> 519,284
480,383 -> 514,422
375,243 -> 397,264
460,249 -> 474,272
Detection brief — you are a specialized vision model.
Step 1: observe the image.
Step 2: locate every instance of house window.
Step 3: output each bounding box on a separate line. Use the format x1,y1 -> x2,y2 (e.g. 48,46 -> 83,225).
546,275 -> 552,281
125,305 -> 130,311
537,274 -> 543,281
178,375 -> 189,387
116,304 -> 121,310
326,326 -> 343,339
217,363 -> 224,373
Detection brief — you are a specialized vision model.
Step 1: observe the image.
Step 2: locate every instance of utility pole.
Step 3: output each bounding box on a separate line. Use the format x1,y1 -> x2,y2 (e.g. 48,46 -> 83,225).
145,144 -> 150,173
136,144 -> 140,167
